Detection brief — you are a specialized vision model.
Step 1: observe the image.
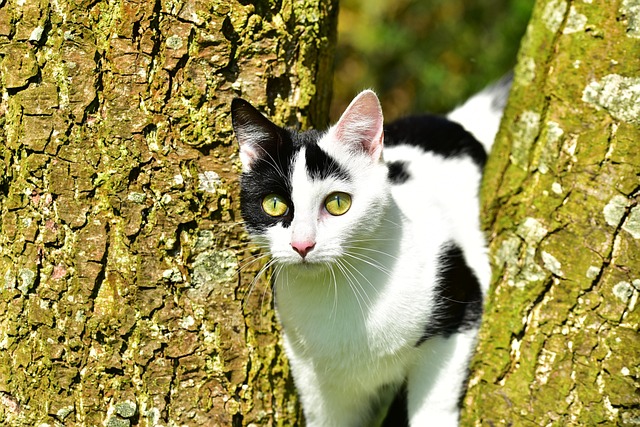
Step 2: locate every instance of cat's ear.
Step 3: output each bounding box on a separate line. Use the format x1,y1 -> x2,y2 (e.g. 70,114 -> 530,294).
331,90 -> 384,161
231,98 -> 282,171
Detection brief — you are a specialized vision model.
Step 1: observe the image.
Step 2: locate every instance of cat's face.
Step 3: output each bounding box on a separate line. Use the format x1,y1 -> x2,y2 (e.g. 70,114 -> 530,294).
232,91 -> 389,268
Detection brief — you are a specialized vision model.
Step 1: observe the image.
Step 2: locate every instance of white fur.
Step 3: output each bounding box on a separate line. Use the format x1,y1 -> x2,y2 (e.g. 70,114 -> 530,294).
236,127 -> 273,171
447,80 -> 509,152
272,142 -> 488,426
407,331 -> 479,425
248,89 -> 502,426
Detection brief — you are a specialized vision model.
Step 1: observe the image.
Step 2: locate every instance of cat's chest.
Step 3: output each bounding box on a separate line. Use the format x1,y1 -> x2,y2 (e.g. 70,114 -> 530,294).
274,242 -> 441,361
280,302 -> 419,379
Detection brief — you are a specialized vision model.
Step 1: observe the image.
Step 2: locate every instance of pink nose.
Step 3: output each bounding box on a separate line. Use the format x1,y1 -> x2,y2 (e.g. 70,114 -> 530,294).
291,241 -> 316,258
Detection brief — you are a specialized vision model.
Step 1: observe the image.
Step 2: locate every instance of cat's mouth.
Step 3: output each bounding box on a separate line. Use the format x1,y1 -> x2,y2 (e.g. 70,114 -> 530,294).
291,258 -> 324,267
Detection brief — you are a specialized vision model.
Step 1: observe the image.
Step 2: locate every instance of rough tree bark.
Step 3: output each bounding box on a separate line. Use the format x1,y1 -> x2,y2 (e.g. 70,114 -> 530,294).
0,0 -> 337,425
462,0 -> 639,425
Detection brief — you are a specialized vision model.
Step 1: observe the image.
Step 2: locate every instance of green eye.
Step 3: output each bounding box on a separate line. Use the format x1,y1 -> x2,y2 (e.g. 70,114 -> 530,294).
324,192 -> 352,216
262,194 -> 289,217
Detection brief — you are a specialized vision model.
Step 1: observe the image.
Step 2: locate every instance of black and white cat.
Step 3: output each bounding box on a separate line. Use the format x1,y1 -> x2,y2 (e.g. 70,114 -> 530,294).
231,78 -> 510,426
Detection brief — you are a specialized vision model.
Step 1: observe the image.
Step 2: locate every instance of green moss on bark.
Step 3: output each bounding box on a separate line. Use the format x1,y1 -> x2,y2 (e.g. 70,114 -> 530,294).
0,0 -> 337,425
463,0 -> 640,425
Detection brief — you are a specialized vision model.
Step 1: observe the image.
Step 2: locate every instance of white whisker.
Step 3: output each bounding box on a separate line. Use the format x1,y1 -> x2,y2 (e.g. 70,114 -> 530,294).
342,251 -> 393,277
255,145 -> 290,182
241,255 -> 275,313
334,259 -> 369,320
337,258 -> 375,313
327,262 -> 339,321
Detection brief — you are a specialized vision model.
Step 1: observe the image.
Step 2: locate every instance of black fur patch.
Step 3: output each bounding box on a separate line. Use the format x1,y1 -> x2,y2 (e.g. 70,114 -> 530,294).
239,131 -> 350,234
381,383 -> 409,427
416,241 -> 483,346
384,115 -> 486,168
305,141 -> 350,181
233,100 -> 349,234
387,161 -> 410,184
239,127 -> 299,234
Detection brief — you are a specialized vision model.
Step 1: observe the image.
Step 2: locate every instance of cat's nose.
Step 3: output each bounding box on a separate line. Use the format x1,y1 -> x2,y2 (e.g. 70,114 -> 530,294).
291,241 -> 316,258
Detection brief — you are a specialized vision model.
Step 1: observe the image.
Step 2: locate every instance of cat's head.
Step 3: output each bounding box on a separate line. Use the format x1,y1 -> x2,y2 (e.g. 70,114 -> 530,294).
231,90 -> 390,267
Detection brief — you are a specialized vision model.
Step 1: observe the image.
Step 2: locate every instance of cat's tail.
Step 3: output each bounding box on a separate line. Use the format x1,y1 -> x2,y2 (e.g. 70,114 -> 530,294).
447,72 -> 512,154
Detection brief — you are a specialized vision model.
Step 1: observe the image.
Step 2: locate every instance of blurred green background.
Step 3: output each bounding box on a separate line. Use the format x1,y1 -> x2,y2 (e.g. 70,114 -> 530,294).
331,0 -> 535,121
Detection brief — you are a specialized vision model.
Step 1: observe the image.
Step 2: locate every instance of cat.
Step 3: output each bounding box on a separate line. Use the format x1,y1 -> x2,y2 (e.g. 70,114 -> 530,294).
231,76 -> 510,427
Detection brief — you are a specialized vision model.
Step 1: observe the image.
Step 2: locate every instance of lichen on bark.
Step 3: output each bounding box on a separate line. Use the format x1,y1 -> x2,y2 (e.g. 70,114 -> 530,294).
0,0 -> 337,425
463,0 -> 640,425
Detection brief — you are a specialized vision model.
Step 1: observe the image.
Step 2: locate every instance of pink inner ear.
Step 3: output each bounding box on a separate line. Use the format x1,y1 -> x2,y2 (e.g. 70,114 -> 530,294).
333,90 -> 384,161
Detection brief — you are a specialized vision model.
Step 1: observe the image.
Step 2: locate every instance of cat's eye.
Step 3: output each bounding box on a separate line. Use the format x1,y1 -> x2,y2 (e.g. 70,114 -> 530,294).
324,192 -> 352,216
262,194 -> 289,217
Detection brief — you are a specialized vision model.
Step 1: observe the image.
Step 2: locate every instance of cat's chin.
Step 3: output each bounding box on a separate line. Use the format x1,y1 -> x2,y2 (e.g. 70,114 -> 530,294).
278,258 -> 331,277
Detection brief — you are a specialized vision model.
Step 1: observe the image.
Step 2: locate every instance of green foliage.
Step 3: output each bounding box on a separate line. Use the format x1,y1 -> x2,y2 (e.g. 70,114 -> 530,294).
333,0 -> 534,119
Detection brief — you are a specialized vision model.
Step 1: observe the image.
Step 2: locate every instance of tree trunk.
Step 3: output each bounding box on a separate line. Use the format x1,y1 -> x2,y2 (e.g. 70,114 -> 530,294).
462,0 -> 640,425
0,0 -> 337,425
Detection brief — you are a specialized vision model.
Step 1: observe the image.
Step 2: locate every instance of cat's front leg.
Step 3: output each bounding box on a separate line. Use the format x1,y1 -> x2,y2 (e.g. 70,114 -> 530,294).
284,340 -> 378,427
289,361 -> 377,426
406,331 -> 478,426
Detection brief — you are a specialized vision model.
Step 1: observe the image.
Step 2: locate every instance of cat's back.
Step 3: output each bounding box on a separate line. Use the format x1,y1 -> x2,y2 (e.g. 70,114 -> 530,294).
382,114 -> 486,219
383,114 -> 487,168
382,113 -> 490,288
